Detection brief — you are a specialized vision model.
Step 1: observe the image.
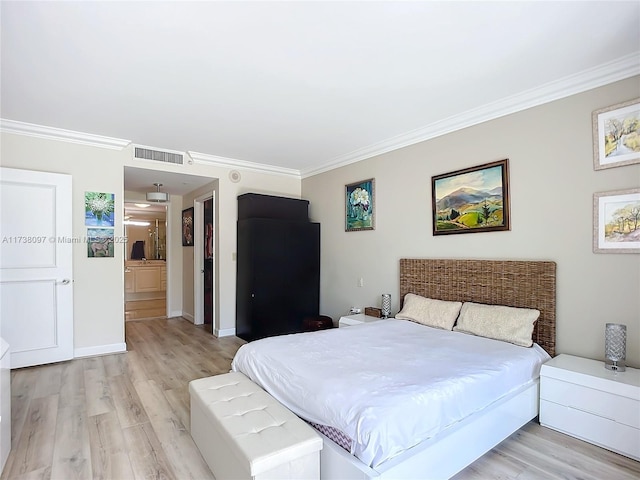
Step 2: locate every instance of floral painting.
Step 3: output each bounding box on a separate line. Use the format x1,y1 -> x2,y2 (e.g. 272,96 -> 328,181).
346,178 -> 375,231
432,159 -> 510,235
593,188 -> 640,253
87,228 -> 114,258
85,192 -> 115,226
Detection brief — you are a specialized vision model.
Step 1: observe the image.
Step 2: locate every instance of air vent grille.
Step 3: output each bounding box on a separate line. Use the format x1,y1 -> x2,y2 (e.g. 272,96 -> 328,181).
134,146 -> 183,165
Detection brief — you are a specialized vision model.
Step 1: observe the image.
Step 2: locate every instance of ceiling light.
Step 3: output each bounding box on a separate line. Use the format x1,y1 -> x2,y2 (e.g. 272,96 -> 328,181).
135,203 -> 151,208
146,183 -> 169,203
124,220 -> 151,226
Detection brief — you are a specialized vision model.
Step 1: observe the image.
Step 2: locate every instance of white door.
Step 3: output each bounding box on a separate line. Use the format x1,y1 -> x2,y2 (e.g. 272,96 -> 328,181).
0,167 -> 73,368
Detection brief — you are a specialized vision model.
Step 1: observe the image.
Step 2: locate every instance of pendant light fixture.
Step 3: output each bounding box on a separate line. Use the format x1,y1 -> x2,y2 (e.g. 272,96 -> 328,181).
146,183 -> 169,203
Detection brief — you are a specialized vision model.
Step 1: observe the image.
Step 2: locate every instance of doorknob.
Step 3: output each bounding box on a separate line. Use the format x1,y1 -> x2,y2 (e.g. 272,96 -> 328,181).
59,279 -> 71,285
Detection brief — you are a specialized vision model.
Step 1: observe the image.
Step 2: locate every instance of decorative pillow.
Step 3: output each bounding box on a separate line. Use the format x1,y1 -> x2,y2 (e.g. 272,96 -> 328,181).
453,302 -> 540,347
395,293 -> 462,330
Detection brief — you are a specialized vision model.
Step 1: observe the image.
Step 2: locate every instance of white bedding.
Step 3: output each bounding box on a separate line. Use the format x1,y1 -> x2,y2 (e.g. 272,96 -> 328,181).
231,319 -> 550,468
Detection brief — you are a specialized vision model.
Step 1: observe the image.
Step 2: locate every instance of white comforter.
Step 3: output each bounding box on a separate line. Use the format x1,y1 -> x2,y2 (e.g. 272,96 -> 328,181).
231,319 -> 550,468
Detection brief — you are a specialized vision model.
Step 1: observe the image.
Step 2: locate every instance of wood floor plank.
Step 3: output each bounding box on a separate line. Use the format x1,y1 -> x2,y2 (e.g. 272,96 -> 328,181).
83,363 -> 114,418
86,411 -> 135,480
31,364 -> 62,400
107,374 -> 149,428
121,422 -> 175,480
134,379 -> 214,480
58,358 -> 86,409
50,405 -> 91,480
6,396 -> 58,477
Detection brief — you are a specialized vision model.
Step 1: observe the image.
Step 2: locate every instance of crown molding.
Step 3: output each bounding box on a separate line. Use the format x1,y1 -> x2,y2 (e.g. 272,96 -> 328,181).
188,151 -> 301,178
302,53 -> 640,178
0,118 -> 131,150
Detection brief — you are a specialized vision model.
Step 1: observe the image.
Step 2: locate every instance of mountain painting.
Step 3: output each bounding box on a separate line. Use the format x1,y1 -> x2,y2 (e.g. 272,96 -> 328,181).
432,159 -> 510,235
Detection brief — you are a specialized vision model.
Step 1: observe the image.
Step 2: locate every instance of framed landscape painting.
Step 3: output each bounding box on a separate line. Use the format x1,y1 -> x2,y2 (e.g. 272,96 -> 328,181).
593,188 -> 640,254
432,159 -> 510,236
592,98 -> 640,170
345,178 -> 375,232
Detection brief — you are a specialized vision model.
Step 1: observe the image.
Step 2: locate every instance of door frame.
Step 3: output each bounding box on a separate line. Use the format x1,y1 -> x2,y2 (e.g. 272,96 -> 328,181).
193,191 -> 216,332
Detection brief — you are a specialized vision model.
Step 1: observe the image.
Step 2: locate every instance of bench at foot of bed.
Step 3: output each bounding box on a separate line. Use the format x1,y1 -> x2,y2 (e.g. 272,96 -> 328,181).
189,372 -> 323,480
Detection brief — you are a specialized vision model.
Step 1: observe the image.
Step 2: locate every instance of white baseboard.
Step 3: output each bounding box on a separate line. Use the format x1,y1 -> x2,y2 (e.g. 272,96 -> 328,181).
74,342 -> 127,359
169,310 -> 182,318
216,327 -> 236,337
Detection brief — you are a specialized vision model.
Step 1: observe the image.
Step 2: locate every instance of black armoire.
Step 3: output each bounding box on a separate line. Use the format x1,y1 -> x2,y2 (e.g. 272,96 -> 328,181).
236,193 -> 320,342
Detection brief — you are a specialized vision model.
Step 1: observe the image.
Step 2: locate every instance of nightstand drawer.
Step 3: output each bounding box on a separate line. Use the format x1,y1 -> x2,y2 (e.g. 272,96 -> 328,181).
540,399 -> 640,460
541,376 -> 640,429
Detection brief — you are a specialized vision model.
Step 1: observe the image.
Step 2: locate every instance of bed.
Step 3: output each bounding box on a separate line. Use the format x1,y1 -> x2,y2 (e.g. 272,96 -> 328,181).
232,258 -> 557,479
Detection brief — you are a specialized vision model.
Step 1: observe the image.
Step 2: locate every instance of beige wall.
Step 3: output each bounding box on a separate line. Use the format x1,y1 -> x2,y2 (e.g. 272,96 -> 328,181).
1,135 -> 128,354
302,76 -> 640,367
181,172 -> 302,333
0,136 -> 300,354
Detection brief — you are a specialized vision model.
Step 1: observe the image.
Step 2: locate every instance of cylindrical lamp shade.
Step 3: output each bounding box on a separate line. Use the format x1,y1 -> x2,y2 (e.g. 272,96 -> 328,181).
381,294 -> 391,319
605,323 -> 626,372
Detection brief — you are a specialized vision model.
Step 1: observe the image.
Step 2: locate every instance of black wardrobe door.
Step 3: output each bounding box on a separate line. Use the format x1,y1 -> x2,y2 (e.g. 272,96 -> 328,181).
236,219 -> 319,341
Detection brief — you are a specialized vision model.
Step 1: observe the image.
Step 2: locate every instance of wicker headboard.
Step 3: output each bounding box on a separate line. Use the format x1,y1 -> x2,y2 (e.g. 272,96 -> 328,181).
399,259 -> 556,357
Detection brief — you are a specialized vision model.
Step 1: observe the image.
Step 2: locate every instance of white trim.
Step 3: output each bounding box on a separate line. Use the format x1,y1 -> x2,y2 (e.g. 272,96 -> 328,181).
169,310 -> 183,318
74,342 -> 127,359
0,119 -> 131,150
182,312 -> 195,323
215,327 -> 236,337
188,151 -> 301,178
302,53 -> 640,178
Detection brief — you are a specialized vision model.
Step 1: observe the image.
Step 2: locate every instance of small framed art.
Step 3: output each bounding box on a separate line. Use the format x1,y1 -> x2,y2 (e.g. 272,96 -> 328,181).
592,98 -> 640,170
593,188 -> 640,254
182,207 -> 194,246
345,178 -> 375,232
432,159 -> 510,235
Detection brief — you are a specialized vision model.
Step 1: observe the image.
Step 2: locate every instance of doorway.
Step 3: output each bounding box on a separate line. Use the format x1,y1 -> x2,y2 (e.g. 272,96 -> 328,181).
194,190 -> 217,333
123,202 -> 167,321
203,197 -> 214,327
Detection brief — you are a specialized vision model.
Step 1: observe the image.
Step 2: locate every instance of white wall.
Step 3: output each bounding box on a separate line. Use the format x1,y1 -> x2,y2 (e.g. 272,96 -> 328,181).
302,76 -> 640,367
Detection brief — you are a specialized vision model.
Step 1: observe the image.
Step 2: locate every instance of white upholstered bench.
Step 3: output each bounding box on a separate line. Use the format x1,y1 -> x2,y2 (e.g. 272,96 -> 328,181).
189,372 -> 323,480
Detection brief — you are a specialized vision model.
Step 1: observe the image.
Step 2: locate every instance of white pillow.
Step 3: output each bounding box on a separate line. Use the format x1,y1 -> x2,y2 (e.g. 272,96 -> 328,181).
395,293 -> 462,330
453,302 -> 540,347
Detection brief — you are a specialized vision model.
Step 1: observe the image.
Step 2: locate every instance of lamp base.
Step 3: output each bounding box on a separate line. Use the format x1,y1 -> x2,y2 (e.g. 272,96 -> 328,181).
605,359 -> 626,372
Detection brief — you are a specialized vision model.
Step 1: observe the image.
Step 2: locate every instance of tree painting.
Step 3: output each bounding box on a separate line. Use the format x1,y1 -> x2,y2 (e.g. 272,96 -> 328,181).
604,198 -> 640,243
432,159 -> 510,235
603,108 -> 640,158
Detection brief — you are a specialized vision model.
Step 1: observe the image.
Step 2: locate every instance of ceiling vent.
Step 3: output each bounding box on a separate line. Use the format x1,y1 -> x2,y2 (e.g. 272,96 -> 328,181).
134,145 -> 184,165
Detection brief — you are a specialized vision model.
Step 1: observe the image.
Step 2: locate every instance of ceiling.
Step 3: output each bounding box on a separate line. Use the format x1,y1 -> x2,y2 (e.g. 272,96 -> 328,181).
2,1 -> 639,180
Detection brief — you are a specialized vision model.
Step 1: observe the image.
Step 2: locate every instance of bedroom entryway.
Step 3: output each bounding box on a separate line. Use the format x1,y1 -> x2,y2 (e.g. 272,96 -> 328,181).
124,202 -> 167,321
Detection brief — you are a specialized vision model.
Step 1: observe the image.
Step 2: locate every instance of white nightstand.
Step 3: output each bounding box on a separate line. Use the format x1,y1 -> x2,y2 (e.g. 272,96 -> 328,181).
338,314 -> 384,327
539,354 -> 640,461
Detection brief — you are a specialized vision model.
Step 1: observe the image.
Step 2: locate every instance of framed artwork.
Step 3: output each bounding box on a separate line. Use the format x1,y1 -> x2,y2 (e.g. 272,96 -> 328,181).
182,207 -> 194,246
432,159 -> 510,236
85,192 -> 115,226
346,178 -> 375,232
593,188 -> 640,254
87,228 -> 114,257
593,98 -> 640,170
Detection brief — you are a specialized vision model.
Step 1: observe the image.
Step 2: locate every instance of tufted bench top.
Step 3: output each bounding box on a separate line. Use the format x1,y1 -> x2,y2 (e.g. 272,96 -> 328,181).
189,372 -> 322,477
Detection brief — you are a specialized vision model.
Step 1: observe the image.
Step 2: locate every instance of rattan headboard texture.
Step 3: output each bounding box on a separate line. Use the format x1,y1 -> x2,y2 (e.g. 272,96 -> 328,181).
399,259 -> 556,357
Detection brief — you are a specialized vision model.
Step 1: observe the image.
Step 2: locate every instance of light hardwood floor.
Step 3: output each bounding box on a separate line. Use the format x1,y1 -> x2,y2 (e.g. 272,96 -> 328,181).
2,317 -> 639,480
